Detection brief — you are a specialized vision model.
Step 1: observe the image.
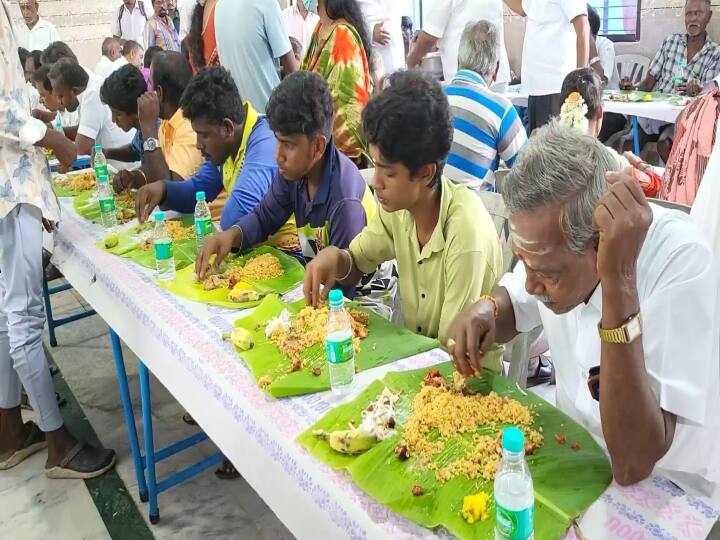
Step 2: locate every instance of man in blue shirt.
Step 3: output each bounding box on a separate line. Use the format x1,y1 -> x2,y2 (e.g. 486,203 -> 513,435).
135,66 -> 292,239
444,20 -> 526,193
195,71 -> 384,299
214,0 -> 299,112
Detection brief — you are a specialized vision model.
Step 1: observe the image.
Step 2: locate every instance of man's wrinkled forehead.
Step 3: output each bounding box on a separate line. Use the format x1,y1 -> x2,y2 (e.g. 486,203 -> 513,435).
508,206 -> 567,256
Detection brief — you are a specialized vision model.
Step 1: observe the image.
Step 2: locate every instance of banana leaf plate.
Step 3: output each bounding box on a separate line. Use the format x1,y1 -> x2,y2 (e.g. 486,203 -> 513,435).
96,216 -> 197,271
159,246 -> 305,309
73,188 -> 136,224
231,294 -> 441,398
297,364 -> 612,539
53,169 -> 100,198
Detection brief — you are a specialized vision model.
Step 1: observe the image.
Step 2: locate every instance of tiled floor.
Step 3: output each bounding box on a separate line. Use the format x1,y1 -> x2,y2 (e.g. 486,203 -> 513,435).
0,282 -> 294,540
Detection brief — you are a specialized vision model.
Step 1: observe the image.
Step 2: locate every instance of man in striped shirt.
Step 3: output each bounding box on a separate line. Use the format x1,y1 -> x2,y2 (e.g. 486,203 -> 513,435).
444,20 -> 527,193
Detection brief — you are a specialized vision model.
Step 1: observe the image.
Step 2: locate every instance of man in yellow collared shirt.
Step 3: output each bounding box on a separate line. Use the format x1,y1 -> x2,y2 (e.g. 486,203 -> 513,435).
304,71 -> 504,370
108,51 -> 203,193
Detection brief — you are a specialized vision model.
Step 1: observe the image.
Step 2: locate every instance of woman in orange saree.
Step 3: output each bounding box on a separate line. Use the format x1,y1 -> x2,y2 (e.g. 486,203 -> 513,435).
301,0 -> 374,165
186,0 -> 219,75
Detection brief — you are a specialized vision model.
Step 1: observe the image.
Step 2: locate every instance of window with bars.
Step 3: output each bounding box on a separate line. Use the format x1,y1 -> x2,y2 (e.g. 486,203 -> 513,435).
588,0 -> 642,43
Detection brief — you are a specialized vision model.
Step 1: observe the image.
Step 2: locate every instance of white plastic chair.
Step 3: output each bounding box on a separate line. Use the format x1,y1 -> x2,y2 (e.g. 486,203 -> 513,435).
477,191 -> 543,388
359,168 -> 374,187
615,54 -> 651,86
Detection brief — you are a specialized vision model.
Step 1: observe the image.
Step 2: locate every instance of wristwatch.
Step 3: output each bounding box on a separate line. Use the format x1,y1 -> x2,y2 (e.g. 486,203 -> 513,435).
143,137 -> 159,153
598,313 -> 643,344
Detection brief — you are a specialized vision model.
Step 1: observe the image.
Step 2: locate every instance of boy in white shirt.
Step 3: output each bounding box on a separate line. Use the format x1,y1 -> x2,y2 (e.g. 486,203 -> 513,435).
505,0 -> 590,133
48,58 -> 135,169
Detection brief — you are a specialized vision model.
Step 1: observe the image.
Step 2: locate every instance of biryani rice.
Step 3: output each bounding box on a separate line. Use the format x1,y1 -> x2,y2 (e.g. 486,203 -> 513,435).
401,384 -> 543,482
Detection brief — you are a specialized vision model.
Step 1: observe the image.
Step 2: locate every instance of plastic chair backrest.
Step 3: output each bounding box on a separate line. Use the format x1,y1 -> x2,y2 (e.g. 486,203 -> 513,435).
477,191 -> 515,275
648,198 -> 691,215
615,54 -> 651,86
359,168 -> 374,187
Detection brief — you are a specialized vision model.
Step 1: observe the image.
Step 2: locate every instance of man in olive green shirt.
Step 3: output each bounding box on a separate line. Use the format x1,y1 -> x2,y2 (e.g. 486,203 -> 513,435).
304,71 -> 504,370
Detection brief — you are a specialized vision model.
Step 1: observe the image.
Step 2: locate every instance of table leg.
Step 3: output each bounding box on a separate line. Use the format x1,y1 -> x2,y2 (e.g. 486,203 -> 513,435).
632,116 -> 641,157
108,329 -> 148,502
139,360 -> 160,524
42,272 -> 57,348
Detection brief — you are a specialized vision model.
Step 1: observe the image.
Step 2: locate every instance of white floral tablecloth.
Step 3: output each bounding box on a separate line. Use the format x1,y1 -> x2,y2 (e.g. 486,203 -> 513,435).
52,199 -> 719,540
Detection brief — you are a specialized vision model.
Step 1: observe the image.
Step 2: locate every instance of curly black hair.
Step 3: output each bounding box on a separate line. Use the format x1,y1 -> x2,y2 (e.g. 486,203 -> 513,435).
180,65 -> 245,125
41,41 -> 77,65
18,47 -> 29,68
151,51 -> 193,107
560,68 -> 603,120
362,71 -> 452,186
48,57 -> 89,89
100,65 -> 147,114
326,0 -> 374,75
266,71 -> 334,139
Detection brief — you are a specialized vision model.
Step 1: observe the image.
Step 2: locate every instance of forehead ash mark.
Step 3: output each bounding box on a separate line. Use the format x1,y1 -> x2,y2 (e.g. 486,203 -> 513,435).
509,222 -> 555,256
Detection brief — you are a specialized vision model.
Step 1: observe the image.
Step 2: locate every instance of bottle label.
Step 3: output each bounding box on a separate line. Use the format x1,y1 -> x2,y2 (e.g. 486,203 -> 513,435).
94,165 -> 108,179
495,503 -> 534,540
154,240 -> 173,261
195,217 -> 214,238
326,336 -> 354,365
99,197 -> 116,213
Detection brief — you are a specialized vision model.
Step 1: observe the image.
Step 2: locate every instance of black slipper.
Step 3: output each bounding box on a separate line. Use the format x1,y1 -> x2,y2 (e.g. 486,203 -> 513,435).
45,442 -> 116,479
215,458 -> 240,480
526,357 -> 554,388
181,412 -> 197,426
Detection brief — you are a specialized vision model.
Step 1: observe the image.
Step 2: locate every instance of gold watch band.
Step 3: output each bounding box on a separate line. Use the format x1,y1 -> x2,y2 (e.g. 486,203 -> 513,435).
598,313 -> 643,344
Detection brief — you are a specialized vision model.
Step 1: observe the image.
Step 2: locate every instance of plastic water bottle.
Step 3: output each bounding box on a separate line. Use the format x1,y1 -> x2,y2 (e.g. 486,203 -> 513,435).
326,289 -> 355,394
673,60 -> 686,92
97,175 -> 118,230
495,427 -> 535,540
53,114 -> 63,132
153,211 -> 176,282
193,191 -> 214,253
93,145 -> 108,180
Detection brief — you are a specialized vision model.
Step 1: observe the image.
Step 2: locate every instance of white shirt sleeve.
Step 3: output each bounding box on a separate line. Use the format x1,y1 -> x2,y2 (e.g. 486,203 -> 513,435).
111,8 -> 121,37
76,90 -> 105,141
422,0 -> 452,40
598,37 -> 615,80
499,263 -> 543,333
562,0 -> 587,21
638,229 -> 718,425
48,22 -> 60,44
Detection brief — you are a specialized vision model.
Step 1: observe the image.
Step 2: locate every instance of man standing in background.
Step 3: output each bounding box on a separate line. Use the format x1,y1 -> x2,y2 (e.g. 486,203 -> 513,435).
407,0 -> 510,92
214,0 -> 299,112
16,0 -> 59,51
112,0 -> 149,48
281,0 -> 319,55
356,0 -> 404,77
504,0 -> 589,133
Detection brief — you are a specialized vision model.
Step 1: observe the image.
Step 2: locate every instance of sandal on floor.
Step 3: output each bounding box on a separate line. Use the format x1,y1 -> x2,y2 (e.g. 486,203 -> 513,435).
526,356 -> 554,388
181,412 -> 197,426
215,458 -> 240,480
45,442 -> 116,480
0,421 -> 48,471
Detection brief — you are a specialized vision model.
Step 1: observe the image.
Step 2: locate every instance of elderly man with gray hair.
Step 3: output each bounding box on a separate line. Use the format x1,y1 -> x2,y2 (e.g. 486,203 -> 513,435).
443,20 -> 526,193
450,122 -> 720,502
